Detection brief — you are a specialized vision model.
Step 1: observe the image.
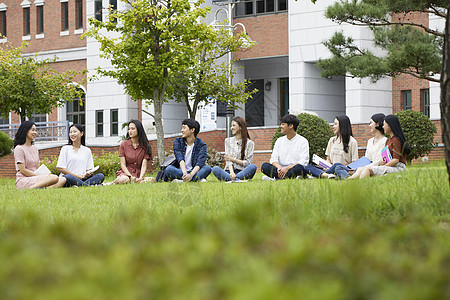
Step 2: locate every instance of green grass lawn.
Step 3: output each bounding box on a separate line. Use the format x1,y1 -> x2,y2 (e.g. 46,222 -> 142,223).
0,162 -> 449,299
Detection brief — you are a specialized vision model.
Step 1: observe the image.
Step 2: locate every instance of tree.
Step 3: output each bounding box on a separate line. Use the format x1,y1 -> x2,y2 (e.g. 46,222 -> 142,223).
315,0 -> 450,184
317,0 -> 446,83
0,131 -> 13,157
168,26 -> 256,119
0,42 -> 85,121
85,0 -> 214,162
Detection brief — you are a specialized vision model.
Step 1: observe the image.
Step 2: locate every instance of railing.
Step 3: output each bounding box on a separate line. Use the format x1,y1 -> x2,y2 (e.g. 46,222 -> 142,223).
0,121 -> 70,142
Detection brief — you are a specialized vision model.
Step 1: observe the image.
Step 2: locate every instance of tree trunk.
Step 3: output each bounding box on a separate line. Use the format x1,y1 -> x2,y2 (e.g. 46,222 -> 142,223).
153,88 -> 166,166
440,2 -> 450,186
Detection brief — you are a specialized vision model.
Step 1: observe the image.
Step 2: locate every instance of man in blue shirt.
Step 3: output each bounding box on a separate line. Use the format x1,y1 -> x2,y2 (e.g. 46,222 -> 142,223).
165,119 -> 211,182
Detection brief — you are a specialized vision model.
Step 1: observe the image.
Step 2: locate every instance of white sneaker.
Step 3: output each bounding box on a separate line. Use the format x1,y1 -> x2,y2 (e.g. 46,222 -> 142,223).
172,179 -> 183,183
200,179 -> 207,182
102,182 -> 115,186
327,174 -> 337,179
262,175 -> 275,181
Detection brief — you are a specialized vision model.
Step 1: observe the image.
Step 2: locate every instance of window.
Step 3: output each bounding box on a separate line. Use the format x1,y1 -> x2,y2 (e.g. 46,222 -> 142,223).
280,78 -> 289,120
0,117 -> 9,125
96,110 -> 103,137
23,7 -> 30,36
36,5 -> 44,34
61,1 -> 68,31
109,0 -> 117,22
110,109 -> 118,136
66,89 -> 85,127
421,88 -> 430,118
75,0 -> 83,29
235,0 -> 287,17
0,10 -> 6,38
94,0 -> 102,21
402,90 -> 412,110
30,113 -> 46,123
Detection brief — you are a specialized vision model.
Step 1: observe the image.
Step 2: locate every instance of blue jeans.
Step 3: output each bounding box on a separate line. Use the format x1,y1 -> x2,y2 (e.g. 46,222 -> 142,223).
63,173 -> 105,187
212,164 -> 257,181
165,165 -> 212,182
260,162 -> 306,179
305,163 -> 350,179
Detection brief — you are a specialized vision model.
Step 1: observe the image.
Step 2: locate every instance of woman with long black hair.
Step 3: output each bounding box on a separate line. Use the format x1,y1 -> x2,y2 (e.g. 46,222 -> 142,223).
13,121 -> 66,189
57,124 -> 105,187
212,116 -> 257,181
305,115 -> 359,179
106,119 -> 153,185
357,114 -> 410,178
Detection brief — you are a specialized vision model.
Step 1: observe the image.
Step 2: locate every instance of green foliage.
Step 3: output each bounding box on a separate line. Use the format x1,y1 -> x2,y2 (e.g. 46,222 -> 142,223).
272,113 -> 334,159
0,163 -> 449,298
317,0 -> 445,82
0,131 -> 13,157
42,151 -> 120,177
0,42 -> 85,120
395,110 -> 437,162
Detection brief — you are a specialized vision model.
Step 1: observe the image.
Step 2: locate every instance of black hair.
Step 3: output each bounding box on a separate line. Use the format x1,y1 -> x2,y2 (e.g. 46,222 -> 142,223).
126,119 -> 152,158
68,124 -> 86,146
336,115 -> 353,153
232,116 -> 251,160
371,113 -> 385,134
383,115 -> 411,155
182,118 -> 200,137
14,121 -> 36,148
280,114 -> 299,131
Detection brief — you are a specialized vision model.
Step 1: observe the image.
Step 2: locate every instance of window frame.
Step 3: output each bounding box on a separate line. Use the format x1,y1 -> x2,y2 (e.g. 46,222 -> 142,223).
0,10 -> 6,38
401,90 -> 412,110
23,6 -> 30,36
110,109 -> 119,136
75,0 -> 83,29
66,89 -> 86,128
36,5 -> 44,34
61,1 -> 68,32
96,110 -> 104,137
421,88 -> 430,118
235,0 -> 287,18
94,0 -> 102,21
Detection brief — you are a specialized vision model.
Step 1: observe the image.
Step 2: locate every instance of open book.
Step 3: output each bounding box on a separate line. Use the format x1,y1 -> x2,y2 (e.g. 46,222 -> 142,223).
87,166 -> 99,173
381,146 -> 392,163
347,156 -> 372,170
35,164 -> 51,176
312,154 -> 332,169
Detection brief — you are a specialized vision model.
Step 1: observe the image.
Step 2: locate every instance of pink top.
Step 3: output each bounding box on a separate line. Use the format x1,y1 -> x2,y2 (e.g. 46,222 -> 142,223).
14,144 -> 47,189
116,139 -> 150,178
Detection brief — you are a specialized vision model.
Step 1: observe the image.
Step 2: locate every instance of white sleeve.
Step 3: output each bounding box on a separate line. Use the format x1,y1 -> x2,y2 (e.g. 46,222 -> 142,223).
224,138 -> 232,169
56,146 -> 68,169
297,138 -> 310,166
243,140 -> 254,166
86,148 -> 95,171
269,139 -> 280,164
350,138 -> 359,162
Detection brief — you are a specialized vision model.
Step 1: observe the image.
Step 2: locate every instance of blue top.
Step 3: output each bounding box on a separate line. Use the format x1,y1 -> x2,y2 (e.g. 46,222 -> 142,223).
173,137 -> 207,168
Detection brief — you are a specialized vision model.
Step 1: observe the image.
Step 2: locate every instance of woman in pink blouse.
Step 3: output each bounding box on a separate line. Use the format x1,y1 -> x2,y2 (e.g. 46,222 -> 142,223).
106,120 -> 153,185
14,121 -> 66,189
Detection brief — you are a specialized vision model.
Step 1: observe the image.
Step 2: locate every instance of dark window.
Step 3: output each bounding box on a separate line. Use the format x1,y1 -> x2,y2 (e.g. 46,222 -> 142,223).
30,113 -> 46,123
37,5 -> 44,34
61,2 -> 68,31
76,0 -> 83,29
23,7 -> 30,36
67,90 -> 86,127
95,0 -> 102,21
421,88 -> 430,118
236,0 -> 287,17
109,0 -> 117,22
280,78 -> 289,120
402,90 -> 412,110
110,109 -> 119,136
0,117 -> 9,125
96,110 -> 104,137
0,11 -> 6,38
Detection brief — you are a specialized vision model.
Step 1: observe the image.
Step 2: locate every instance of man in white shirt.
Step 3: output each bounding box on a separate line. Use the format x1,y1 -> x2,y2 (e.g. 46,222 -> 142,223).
261,114 -> 309,180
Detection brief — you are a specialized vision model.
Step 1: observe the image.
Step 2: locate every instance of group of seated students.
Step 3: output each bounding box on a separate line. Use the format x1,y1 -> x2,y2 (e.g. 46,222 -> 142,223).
12,112 -> 410,189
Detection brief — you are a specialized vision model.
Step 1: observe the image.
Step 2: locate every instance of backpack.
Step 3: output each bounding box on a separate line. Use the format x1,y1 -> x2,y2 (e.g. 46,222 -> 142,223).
155,155 -> 179,182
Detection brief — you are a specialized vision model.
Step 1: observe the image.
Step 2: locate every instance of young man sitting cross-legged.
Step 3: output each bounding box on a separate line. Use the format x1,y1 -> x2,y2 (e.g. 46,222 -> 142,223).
261,114 -> 309,180
165,118 -> 211,182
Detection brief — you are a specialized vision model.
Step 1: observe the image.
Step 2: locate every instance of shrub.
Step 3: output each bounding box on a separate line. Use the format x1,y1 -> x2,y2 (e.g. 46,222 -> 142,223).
396,110 -> 437,163
272,113 -> 334,159
42,150 -> 120,177
0,131 -> 13,157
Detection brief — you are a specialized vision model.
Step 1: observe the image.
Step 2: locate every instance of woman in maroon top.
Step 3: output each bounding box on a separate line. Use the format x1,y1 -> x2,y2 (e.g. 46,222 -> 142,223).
358,114 -> 410,178
106,120 -> 152,185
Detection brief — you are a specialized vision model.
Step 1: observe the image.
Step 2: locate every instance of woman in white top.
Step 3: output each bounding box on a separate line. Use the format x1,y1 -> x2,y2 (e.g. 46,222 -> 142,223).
57,124 -> 105,187
212,116 -> 257,181
305,115 -> 358,179
349,113 -> 387,179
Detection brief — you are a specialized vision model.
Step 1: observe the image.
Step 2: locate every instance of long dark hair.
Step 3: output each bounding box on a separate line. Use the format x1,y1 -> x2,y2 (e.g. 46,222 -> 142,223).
14,121 -> 35,148
371,113 -> 385,134
68,124 -> 86,146
232,116 -> 251,160
384,115 -> 411,155
336,115 -> 353,153
126,119 -> 152,158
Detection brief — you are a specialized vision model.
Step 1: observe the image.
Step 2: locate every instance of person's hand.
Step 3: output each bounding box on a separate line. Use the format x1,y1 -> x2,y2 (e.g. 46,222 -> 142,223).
230,172 -> 236,181
136,177 -> 144,183
130,176 -> 137,182
224,154 -> 233,162
379,157 -> 387,166
182,173 -> 193,182
76,174 -> 85,180
85,171 -> 93,178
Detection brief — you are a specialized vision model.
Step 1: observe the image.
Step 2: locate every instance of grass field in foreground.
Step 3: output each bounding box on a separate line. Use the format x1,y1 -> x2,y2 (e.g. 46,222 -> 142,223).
0,162 -> 449,299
